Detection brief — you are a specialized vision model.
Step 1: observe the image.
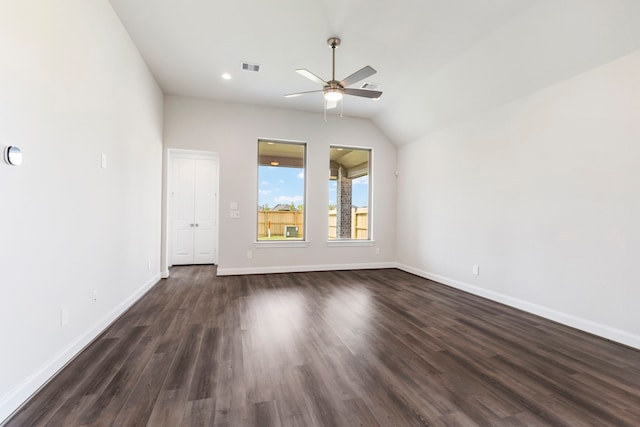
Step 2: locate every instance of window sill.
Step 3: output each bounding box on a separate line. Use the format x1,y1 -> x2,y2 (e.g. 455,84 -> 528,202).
326,240 -> 375,247
254,240 -> 310,248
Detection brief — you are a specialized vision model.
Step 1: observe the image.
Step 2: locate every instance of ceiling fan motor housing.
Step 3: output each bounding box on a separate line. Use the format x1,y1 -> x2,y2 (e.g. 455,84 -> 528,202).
325,81 -> 344,92
324,81 -> 344,101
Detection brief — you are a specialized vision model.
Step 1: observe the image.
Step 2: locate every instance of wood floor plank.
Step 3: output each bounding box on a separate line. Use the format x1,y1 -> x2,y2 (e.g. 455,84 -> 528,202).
182,397 -> 215,427
5,266 -> 640,426
40,327 -> 148,427
254,399 -> 281,427
145,388 -> 188,427
4,338 -> 115,427
109,351 -> 174,427
79,335 -> 157,426
294,363 -> 341,427
188,327 -> 220,402
163,324 -> 204,391
341,397 -> 381,427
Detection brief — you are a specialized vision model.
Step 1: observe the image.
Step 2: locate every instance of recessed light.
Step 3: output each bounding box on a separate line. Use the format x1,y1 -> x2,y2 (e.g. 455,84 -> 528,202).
221,73 -> 232,80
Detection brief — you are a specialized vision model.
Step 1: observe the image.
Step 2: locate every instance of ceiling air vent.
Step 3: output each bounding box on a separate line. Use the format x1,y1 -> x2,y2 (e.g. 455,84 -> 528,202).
361,82 -> 379,90
241,62 -> 260,72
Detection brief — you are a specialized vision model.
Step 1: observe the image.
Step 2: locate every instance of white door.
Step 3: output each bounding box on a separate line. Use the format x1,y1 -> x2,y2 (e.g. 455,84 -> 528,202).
193,158 -> 217,263
171,154 -> 218,265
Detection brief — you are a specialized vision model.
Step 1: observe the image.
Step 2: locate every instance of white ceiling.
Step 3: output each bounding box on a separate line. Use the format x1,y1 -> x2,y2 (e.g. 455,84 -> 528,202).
108,0 -> 640,145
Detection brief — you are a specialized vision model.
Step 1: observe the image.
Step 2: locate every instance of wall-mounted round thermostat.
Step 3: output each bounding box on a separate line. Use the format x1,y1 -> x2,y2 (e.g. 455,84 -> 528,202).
4,146 -> 22,166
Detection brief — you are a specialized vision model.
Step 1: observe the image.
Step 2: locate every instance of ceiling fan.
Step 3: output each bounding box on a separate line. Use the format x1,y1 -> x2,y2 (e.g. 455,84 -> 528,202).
285,37 -> 382,110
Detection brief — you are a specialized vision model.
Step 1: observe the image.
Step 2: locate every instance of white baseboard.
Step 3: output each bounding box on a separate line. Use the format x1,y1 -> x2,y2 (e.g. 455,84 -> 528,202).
0,273 -> 161,424
217,262 -> 396,276
396,263 -> 640,350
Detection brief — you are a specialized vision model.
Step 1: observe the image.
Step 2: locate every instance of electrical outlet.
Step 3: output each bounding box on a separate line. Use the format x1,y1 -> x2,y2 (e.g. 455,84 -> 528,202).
147,258 -> 151,271
92,290 -> 97,304
247,250 -> 253,259
60,306 -> 69,327
375,247 -> 381,255
472,265 -> 480,276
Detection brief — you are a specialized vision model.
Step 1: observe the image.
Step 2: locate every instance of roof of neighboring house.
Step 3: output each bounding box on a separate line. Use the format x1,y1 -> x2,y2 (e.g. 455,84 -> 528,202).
272,204 -> 293,211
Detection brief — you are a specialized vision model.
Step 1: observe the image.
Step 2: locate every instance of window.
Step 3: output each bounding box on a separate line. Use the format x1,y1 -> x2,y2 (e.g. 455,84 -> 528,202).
257,140 -> 306,241
329,146 -> 371,240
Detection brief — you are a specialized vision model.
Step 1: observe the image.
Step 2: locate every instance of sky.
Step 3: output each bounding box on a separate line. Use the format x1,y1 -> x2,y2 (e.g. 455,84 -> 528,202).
258,166 -> 369,209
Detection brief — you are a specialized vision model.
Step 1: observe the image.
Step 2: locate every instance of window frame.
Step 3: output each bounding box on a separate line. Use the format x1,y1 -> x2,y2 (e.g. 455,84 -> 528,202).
256,138 -> 308,246
327,145 -> 373,244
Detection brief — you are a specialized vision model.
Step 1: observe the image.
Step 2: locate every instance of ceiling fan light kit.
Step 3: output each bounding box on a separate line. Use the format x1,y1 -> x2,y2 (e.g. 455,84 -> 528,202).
285,37 -> 383,113
324,88 -> 343,102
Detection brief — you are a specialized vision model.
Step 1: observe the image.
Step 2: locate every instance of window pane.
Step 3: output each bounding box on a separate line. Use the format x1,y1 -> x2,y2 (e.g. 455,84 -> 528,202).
329,147 -> 370,240
258,140 -> 305,240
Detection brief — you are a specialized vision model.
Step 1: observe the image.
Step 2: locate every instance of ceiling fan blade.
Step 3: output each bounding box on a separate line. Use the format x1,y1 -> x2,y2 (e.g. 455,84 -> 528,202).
344,88 -> 382,99
340,65 -> 377,87
326,99 -> 338,110
284,89 -> 324,98
296,69 -> 327,86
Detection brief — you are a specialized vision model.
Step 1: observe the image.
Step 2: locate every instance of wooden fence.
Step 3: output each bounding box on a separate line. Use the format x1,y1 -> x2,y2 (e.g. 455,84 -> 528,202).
328,207 -> 368,239
257,208 -> 369,239
258,210 -> 304,238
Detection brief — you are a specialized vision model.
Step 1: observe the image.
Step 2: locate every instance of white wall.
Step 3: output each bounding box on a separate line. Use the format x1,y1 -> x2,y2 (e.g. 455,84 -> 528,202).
374,0 -> 640,145
397,50 -> 640,349
0,0 -> 163,421
163,96 -> 396,275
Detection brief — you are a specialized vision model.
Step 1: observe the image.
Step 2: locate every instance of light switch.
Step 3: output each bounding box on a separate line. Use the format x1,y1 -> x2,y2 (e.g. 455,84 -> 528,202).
230,210 -> 240,219
101,153 -> 107,169
229,201 -> 238,210
60,306 -> 69,327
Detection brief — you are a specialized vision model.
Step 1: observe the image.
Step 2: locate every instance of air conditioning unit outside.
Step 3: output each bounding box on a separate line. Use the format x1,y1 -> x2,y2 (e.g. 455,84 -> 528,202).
284,225 -> 299,238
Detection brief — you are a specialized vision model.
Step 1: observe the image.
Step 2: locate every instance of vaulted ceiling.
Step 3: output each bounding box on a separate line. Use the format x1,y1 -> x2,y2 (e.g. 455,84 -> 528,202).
108,0 -> 640,145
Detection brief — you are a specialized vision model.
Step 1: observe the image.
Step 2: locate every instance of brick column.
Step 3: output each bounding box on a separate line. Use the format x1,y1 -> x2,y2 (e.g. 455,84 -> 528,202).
336,165 -> 352,238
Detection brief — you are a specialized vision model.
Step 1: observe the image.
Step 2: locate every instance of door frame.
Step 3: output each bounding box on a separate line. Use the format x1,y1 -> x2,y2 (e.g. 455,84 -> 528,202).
164,148 -> 219,276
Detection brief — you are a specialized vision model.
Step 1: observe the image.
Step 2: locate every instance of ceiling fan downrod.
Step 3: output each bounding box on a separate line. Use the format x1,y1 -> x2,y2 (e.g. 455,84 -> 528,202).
327,37 -> 341,82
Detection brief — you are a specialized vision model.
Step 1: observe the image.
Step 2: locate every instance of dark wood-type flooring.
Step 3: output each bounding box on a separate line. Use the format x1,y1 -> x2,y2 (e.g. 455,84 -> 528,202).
5,266 -> 640,426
